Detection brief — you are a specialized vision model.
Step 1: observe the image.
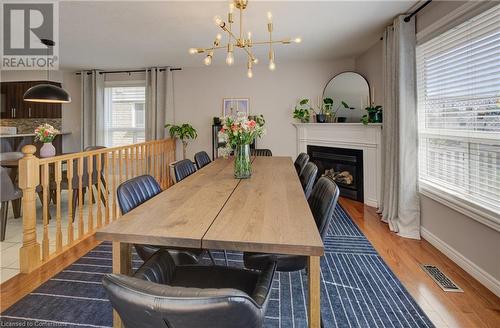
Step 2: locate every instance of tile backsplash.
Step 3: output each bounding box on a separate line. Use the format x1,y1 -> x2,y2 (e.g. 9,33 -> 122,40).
0,119 -> 62,133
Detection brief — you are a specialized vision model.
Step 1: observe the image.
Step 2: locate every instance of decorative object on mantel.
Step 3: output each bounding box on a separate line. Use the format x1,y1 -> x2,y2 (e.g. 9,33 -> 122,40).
165,123 -> 198,160
34,123 -> 59,158
23,39 -> 71,104
323,71 -> 370,122
361,105 -> 383,125
188,0 -> 301,78
315,97 -> 353,123
293,99 -> 313,123
218,113 -> 265,178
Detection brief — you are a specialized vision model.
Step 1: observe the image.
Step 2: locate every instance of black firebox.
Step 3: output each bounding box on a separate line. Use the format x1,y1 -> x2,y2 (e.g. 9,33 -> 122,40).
307,145 -> 364,202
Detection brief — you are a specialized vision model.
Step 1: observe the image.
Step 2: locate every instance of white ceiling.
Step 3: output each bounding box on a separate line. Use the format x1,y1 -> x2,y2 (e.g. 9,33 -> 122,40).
59,1 -> 417,70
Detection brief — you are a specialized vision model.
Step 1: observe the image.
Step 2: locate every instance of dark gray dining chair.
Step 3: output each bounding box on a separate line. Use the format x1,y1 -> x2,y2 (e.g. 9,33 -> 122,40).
194,151 -> 211,169
0,167 -> 22,241
251,148 -> 272,156
173,159 -> 197,183
294,152 -> 309,175
300,162 -> 318,199
103,248 -> 276,328
117,174 -> 210,265
243,176 -> 339,272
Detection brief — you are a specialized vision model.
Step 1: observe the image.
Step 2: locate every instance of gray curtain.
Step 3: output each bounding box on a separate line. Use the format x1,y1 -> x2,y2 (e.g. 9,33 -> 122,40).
80,70 -> 104,149
145,67 -> 175,140
379,15 -> 420,239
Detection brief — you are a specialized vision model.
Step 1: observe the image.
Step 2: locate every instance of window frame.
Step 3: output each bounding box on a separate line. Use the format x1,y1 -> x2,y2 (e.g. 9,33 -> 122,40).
103,80 -> 147,147
416,4 -> 500,232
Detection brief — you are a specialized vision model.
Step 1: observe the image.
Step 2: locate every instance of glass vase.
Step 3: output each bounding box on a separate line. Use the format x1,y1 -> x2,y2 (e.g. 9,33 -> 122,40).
234,144 -> 251,179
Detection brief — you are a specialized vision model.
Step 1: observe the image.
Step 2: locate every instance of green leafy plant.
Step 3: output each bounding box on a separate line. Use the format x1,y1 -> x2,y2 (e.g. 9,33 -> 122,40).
323,98 -> 354,120
165,123 -> 198,159
293,98 -> 313,123
361,105 -> 383,125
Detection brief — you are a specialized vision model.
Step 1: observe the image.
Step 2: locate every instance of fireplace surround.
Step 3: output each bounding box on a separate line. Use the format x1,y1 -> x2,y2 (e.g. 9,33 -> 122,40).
293,123 -> 382,207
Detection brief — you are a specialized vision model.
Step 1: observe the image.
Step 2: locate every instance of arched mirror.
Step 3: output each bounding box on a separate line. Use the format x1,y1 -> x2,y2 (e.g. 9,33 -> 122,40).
323,72 -> 370,123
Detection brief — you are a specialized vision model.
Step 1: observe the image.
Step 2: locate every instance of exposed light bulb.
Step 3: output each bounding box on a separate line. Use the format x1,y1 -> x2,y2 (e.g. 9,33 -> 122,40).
216,34 -> 222,41
247,31 -> 252,40
294,37 -> 302,43
213,16 -> 223,27
229,2 -> 235,14
247,68 -> 253,78
269,60 -> 276,71
267,11 -> 273,23
226,52 -> 234,66
252,57 -> 259,64
188,48 -> 197,54
204,55 -> 212,66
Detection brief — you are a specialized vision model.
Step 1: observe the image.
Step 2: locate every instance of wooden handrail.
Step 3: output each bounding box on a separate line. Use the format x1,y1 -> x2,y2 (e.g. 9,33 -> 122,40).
17,138 -> 176,273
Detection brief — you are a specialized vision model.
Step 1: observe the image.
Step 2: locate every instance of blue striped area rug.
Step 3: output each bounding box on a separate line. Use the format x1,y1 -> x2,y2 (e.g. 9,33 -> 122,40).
0,206 -> 434,328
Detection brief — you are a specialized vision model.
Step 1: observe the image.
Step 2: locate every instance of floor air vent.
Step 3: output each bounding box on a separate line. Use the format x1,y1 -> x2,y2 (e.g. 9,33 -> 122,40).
421,264 -> 463,292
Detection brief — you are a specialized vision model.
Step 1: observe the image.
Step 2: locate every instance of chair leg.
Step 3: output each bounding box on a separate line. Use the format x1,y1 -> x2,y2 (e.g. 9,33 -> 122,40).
72,190 -> 79,222
1,201 -> 9,241
11,198 -> 21,218
223,250 -> 229,266
207,250 -> 216,265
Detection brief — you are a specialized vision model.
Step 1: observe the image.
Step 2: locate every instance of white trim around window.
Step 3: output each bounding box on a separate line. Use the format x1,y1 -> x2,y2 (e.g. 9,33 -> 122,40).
419,182 -> 500,233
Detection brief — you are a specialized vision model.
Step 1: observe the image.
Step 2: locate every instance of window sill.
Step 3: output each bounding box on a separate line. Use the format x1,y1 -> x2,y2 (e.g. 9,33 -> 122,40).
419,182 -> 500,232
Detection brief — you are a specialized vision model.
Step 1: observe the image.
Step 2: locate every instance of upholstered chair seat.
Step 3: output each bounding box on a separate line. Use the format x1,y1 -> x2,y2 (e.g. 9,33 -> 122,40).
299,162 -> 318,199
103,249 -> 276,328
294,152 -> 309,175
117,175 -> 203,264
194,151 -> 211,169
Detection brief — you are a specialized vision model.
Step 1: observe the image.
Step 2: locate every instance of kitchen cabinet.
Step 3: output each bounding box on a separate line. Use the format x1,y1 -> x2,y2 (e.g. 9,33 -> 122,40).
0,81 -> 62,119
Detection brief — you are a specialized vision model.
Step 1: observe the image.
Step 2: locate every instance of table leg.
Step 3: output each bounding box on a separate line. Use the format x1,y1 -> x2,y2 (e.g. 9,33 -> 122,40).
112,241 -> 131,328
308,256 -> 321,328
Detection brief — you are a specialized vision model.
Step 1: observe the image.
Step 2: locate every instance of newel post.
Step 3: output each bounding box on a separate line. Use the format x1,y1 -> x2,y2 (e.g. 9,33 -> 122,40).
18,145 -> 41,273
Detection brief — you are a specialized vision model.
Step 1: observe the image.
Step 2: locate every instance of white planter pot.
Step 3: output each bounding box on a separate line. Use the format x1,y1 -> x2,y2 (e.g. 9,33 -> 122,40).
40,142 -> 56,158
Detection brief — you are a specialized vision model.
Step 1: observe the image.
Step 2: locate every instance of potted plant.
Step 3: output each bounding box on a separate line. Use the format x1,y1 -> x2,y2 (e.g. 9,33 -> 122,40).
34,123 -> 60,158
293,99 -> 313,123
218,113 -> 266,179
314,98 -> 331,123
361,105 -> 383,125
165,123 -> 198,159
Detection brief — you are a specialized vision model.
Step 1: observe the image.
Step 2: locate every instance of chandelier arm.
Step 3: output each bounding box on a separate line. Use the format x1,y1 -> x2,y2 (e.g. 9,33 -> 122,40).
241,46 -> 254,61
251,40 -> 292,45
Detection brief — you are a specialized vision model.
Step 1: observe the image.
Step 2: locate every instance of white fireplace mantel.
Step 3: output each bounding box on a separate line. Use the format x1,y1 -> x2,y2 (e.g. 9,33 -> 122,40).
293,123 -> 382,208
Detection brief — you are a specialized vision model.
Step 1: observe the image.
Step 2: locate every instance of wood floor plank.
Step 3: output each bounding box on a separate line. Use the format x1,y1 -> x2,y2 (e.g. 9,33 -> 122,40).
339,197 -> 500,328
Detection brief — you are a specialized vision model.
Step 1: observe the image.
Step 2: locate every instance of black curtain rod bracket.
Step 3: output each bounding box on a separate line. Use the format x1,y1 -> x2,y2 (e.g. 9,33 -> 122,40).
404,0 -> 432,22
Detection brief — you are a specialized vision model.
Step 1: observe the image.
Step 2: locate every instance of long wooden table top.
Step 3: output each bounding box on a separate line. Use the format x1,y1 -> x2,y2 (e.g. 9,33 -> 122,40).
96,156 -> 324,257
203,157 -> 324,256
96,158 -> 240,249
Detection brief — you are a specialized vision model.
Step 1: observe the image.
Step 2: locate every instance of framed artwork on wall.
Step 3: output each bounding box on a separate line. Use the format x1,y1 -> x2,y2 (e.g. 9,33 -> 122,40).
223,98 -> 249,117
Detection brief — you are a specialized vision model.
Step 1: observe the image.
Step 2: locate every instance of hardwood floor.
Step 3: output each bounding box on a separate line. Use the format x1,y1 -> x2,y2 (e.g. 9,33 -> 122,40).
339,197 -> 500,328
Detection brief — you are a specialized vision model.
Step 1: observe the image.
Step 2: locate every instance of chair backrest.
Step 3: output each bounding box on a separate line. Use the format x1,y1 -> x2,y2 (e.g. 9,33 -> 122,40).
251,149 -> 272,156
174,159 -> 197,183
294,153 -> 309,175
194,151 -> 211,169
299,162 -> 318,199
0,167 -> 21,202
84,146 -> 107,172
117,175 -> 161,215
103,249 -> 271,328
308,177 -> 340,240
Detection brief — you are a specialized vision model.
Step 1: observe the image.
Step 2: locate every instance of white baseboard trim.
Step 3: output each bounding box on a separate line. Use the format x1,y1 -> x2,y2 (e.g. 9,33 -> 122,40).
421,227 -> 500,298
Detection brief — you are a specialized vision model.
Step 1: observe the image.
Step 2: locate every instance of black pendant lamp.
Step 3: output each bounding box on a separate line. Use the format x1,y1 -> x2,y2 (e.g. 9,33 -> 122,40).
23,39 -> 71,103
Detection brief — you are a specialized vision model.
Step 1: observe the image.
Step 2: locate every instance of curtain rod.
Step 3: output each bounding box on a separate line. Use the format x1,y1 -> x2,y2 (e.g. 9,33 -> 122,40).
76,67 -> 182,75
404,0 -> 432,22
379,0 -> 432,40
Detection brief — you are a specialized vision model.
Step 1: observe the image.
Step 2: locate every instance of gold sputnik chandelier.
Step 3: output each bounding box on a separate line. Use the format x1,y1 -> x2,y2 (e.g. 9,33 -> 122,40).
189,0 -> 301,78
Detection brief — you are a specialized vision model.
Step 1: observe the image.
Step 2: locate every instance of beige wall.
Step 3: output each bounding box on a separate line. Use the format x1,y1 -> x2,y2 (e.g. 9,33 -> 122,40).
354,40 -> 383,107
173,59 -> 355,159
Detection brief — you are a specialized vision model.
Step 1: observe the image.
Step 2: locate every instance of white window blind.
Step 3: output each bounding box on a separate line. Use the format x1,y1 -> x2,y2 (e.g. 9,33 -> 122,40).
416,5 -> 500,217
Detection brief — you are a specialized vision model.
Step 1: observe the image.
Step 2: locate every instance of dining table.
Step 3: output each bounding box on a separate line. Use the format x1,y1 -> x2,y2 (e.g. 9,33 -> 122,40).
96,156 -> 324,328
